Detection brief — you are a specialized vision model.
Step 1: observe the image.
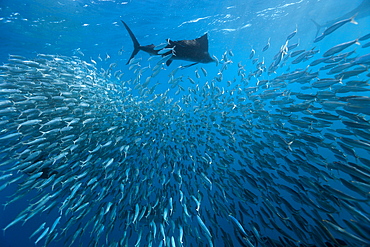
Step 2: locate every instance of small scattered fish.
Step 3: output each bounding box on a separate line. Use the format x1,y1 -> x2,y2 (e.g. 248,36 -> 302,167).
323,39 -> 360,57
154,40 -> 170,51
262,38 -> 270,52
157,46 -> 176,55
249,48 -> 255,59
323,15 -> 357,37
286,25 -> 298,40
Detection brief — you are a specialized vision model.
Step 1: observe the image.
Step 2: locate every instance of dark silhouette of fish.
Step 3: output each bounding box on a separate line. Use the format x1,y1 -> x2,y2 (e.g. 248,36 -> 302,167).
311,0 -> 370,37
121,21 -> 215,67
25,167 -> 58,179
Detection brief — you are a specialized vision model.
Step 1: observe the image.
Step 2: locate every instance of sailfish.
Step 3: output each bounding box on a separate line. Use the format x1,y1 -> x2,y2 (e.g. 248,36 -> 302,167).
121,21 -> 215,67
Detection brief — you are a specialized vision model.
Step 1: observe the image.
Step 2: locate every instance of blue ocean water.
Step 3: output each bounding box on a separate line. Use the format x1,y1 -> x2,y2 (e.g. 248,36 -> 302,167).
0,0 -> 370,247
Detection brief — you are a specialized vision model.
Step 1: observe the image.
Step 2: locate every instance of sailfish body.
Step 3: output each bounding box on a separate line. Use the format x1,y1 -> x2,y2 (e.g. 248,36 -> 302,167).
121,21 -> 214,66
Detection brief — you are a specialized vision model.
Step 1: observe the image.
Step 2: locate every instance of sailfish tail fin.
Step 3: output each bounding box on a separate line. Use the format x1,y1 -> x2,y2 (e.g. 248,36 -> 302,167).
121,21 -> 141,65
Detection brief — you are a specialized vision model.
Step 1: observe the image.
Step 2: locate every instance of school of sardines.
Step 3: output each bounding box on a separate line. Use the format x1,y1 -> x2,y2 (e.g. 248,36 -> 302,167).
0,16 -> 370,247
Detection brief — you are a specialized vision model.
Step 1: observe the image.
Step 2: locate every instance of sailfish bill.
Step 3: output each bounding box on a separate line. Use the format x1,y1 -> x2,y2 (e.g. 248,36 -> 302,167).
121,21 -> 215,67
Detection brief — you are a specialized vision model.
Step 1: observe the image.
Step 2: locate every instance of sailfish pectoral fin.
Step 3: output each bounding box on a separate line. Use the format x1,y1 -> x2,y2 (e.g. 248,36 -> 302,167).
121,21 -> 141,65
